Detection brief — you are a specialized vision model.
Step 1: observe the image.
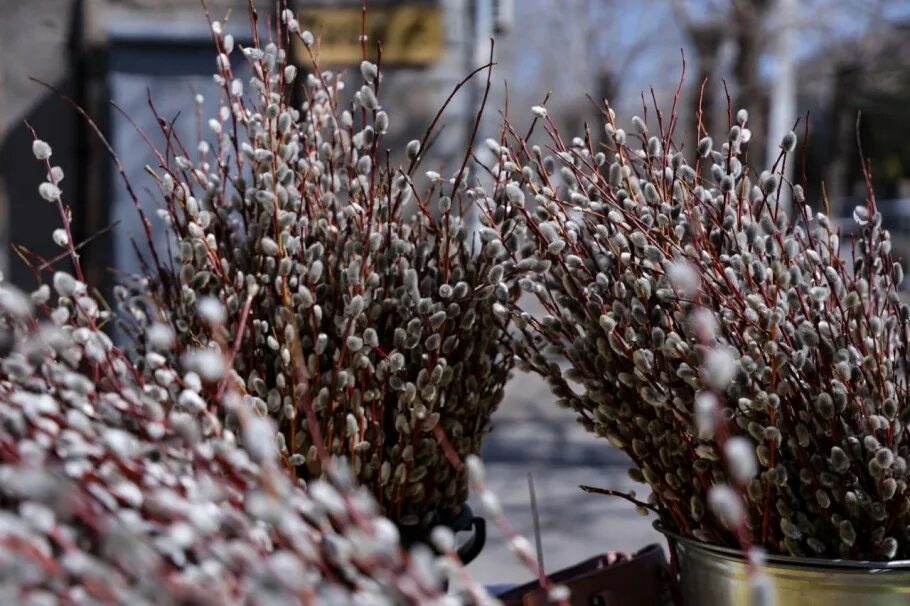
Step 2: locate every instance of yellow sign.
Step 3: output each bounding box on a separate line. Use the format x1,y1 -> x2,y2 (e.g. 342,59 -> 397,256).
294,6 -> 443,66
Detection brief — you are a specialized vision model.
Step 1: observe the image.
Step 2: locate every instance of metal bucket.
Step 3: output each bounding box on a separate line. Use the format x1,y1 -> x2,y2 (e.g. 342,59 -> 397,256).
658,526 -> 910,605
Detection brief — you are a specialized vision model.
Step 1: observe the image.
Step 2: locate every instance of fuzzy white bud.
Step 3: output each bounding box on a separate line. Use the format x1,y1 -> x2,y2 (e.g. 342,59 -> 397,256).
691,308 -> 718,341
694,391 -> 718,438
197,297 -> 226,325
360,61 -> 378,84
406,139 -> 421,160
359,85 -> 379,110
708,484 -> 744,529
430,526 -> 455,552
465,454 -> 485,485
148,323 -> 175,350
480,491 -> 501,516
702,346 -> 737,391
0,285 -> 31,319
47,166 -> 64,184
52,271 -> 76,296
38,182 -> 61,202
508,535 -> 535,559
780,131 -> 797,154
32,139 -> 52,160
181,348 -> 225,382
548,585 -> 571,602
284,65 -> 297,83
724,437 -> 758,483
667,260 -> 701,298
242,415 -> 276,462
52,228 -> 69,247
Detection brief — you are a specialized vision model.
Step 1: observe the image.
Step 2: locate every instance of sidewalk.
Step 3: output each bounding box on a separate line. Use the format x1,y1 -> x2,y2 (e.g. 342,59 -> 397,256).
467,373 -> 664,585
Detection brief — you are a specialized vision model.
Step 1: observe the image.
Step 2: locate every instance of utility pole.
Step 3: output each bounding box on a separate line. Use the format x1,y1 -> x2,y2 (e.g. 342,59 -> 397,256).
765,0 -> 797,212
466,0 -> 511,232
0,54 -> 7,281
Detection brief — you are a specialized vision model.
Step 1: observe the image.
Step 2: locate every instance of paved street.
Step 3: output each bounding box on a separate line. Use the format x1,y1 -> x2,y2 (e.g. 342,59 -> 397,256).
466,373 -> 665,586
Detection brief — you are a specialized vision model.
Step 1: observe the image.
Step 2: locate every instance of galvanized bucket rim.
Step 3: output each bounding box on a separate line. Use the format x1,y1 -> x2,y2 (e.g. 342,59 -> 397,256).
654,522 -> 910,572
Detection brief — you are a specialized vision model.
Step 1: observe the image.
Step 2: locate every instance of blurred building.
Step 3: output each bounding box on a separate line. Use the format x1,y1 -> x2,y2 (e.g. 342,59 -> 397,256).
0,0 -> 512,290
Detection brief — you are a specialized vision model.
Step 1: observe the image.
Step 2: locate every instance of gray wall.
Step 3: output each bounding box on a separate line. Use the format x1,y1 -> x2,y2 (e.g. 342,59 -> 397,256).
0,0 -> 81,287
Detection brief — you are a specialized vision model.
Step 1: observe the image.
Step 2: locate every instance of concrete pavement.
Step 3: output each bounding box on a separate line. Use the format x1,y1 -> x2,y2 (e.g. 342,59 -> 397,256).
466,373 -> 665,586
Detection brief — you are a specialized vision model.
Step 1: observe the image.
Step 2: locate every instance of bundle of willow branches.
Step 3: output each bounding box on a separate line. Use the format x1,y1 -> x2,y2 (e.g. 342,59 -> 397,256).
0,137 -> 497,604
120,9 -> 514,526
485,101 -> 910,560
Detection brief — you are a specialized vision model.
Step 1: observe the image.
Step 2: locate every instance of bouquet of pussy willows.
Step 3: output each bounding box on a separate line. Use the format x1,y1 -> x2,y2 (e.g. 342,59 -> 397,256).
0,134 -> 500,604
484,103 -> 910,561
118,9 -> 514,538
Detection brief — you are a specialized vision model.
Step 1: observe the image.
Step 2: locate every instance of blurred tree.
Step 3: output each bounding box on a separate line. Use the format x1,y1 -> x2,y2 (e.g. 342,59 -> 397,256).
729,0 -> 773,140
672,0 -> 775,152
670,0 -> 909,211
485,0 -> 679,140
